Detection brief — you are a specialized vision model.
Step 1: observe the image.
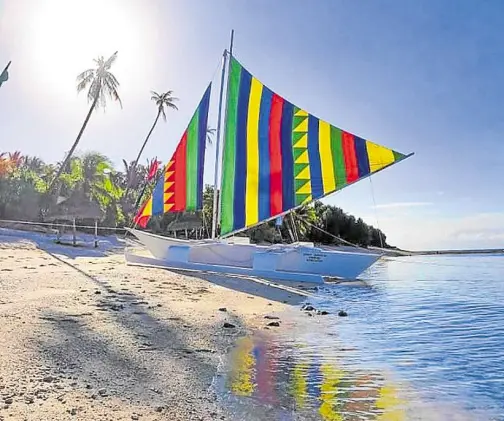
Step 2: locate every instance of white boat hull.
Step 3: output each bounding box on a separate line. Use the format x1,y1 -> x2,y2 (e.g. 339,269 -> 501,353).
126,229 -> 381,284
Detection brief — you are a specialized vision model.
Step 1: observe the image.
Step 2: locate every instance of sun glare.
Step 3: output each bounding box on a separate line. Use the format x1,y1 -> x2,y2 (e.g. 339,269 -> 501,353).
23,0 -> 155,100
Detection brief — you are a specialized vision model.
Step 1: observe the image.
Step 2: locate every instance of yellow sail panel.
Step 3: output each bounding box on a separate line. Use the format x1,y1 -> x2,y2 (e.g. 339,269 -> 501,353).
366,141 -> 396,173
318,120 -> 336,194
245,77 -> 263,227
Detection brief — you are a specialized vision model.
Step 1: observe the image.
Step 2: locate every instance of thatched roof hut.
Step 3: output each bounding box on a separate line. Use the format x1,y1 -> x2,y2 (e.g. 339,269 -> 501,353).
45,195 -> 104,222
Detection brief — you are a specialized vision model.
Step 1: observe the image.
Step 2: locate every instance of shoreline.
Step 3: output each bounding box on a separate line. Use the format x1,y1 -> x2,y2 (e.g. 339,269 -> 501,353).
0,234 -> 309,420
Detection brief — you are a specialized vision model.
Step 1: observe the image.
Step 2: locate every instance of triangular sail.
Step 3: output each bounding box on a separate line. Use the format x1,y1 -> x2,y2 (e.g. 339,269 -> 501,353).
133,83 -> 211,228
219,57 -> 410,236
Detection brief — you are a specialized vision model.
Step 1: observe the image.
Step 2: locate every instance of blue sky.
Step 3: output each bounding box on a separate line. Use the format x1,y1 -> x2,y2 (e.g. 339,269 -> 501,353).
1,0 -> 503,250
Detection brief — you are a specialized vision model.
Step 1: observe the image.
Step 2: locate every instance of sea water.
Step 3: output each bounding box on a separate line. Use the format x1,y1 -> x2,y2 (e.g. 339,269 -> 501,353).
215,254 -> 504,420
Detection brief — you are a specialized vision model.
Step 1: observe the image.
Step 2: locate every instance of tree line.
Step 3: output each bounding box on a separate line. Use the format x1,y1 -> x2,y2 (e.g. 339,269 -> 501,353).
0,151 -> 390,248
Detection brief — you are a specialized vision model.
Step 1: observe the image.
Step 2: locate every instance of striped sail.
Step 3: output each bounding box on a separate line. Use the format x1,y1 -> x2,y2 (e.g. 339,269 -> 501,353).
220,57 -> 409,236
134,84 -> 211,228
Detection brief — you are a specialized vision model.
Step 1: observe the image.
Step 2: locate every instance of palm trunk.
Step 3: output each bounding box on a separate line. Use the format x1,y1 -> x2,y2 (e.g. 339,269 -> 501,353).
48,95 -> 99,192
123,109 -> 161,202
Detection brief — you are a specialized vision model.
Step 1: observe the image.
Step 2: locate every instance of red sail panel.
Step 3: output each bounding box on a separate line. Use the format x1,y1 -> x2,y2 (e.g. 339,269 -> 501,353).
342,131 -> 358,183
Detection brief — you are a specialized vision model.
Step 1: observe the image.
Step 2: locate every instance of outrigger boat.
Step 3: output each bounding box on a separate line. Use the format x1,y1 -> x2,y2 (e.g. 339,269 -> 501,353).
125,32 -> 413,284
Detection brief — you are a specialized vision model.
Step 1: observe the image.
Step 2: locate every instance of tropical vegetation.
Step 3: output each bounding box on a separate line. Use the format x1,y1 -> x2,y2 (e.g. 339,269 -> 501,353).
0,150 -> 390,248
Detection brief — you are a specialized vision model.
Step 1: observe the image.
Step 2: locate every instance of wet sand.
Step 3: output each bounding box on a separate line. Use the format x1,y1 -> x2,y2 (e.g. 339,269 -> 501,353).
0,237 -> 308,420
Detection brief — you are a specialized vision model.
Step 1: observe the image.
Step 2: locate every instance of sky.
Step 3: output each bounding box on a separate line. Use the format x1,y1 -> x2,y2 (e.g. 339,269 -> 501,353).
1,0 -> 503,250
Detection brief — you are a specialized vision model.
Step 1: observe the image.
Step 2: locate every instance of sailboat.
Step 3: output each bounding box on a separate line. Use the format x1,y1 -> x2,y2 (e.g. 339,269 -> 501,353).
126,33 -> 413,284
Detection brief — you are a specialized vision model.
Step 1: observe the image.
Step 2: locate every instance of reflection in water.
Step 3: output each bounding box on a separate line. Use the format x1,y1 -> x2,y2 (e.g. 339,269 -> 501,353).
216,255 -> 504,420
222,333 -> 406,420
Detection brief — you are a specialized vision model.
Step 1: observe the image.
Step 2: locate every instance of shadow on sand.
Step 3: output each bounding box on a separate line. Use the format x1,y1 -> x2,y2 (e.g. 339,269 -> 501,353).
35,253 -> 242,415
167,269 -> 310,306
0,227 -> 124,259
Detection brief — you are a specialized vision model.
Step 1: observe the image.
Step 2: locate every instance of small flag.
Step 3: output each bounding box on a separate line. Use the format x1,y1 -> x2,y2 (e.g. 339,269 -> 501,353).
133,198 -> 151,228
0,61 -> 11,88
147,157 -> 160,181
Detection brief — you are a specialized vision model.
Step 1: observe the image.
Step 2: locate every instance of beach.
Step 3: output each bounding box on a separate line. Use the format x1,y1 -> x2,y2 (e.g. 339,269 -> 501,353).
0,231 -> 307,420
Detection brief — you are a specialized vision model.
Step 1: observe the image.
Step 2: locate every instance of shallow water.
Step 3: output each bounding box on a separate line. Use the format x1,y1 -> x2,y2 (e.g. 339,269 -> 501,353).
215,254 -> 504,420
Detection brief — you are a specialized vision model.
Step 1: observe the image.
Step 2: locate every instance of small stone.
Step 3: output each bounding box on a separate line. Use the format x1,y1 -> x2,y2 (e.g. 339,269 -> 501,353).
156,304 -> 162,307
155,406 -> 164,412
131,415 -> 140,420
223,322 -> 235,328
98,388 -> 107,397
264,315 -> 279,320
25,396 -> 34,404
85,384 -> 92,389
4,398 -> 13,405
318,310 -> 329,315
69,408 -> 77,415
302,305 -> 315,311
94,291 -> 101,295
267,321 -> 280,327
218,307 -> 227,312
42,376 -> 54,383
338,310 -> 348,317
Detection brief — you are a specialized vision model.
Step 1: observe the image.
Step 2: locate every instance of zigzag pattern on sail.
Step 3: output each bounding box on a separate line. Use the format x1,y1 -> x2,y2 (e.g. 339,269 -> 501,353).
133,83 -> 211,228
219,56 -> 409,236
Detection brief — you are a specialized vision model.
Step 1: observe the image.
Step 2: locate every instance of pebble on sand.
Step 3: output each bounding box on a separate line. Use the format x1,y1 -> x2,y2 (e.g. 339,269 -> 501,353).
223,322 -> 236,328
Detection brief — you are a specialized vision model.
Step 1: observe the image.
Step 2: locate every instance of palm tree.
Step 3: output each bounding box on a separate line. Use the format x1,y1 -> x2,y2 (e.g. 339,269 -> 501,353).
206,126 -> 216,145
124,90 -> 178,199
48,51 -> 121,192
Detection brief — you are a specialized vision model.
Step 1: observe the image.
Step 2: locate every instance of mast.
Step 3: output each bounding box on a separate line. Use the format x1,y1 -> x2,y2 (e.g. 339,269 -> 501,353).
211,29 -> 234,239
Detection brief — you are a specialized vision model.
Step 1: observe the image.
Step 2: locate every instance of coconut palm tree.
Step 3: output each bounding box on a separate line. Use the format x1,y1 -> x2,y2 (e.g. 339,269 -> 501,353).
124,90 -> 178,199
206,126 -> 216,145
48,51 -> 122,192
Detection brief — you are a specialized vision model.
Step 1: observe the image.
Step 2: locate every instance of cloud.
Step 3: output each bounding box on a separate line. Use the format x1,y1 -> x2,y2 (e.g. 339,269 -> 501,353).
377,212 -> 504,250
373,201 -> 433,209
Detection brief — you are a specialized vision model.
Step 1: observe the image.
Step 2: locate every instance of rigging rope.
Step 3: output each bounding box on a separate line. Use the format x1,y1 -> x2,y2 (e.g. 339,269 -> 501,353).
368,176 -> 384,249
0,219 -> 126,231
292,213 -> 367,250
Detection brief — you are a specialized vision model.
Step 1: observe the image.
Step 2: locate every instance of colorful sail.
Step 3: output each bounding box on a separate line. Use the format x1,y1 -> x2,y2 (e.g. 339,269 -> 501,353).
220,57 -> 410,236
133,83 -> 211,228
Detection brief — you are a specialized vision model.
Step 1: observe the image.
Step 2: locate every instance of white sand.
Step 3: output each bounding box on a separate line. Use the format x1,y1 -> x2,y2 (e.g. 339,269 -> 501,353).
0,232 -> 308,420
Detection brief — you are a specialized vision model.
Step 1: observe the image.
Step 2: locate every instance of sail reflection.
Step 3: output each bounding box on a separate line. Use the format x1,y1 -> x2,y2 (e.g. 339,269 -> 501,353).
224,333 -> 407,420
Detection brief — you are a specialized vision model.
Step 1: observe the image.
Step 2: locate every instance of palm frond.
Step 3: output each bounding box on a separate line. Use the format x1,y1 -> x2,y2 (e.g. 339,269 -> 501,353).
76,69 -> 95,93
104,51 -> 118,70
103,75 -> 122,108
